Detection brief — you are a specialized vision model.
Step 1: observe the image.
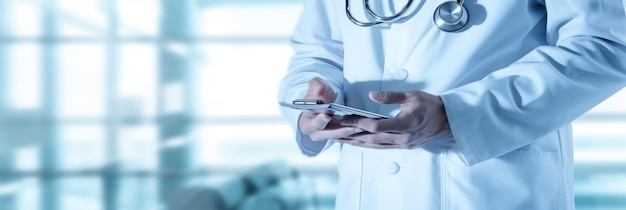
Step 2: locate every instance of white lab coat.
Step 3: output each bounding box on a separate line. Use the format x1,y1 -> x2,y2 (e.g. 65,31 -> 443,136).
278,0 -> 626,209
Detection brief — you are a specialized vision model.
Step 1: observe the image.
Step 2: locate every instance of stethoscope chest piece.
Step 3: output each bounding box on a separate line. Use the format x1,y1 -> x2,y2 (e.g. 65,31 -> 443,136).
434,1 -> 468,32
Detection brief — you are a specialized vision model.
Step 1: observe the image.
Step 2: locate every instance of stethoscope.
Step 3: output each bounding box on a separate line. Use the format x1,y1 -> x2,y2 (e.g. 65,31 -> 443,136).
346,0 -> 469,32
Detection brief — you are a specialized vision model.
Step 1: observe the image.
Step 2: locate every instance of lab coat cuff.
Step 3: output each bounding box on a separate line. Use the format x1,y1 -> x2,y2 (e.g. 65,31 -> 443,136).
440,93 -> 479,167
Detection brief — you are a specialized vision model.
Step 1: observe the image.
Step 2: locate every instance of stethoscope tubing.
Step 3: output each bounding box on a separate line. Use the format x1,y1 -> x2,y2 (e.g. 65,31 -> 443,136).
364,0 -> 414,22
346,0 -> 468,32
345,0 -> 414,26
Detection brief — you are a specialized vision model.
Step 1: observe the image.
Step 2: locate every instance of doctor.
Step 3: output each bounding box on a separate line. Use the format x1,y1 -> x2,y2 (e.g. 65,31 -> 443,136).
279,0 -> 626,209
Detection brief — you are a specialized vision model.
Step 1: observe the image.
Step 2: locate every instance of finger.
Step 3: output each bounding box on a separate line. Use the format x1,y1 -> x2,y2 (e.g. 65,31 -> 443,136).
299,112 -> 332,134
341,115 -> 412,133
340,116 -> 381,131
369,91 -> 410,104
308,126 -> 364,142
349,132 -> 432,149
335,139 -> 403,149
305,77 -> 336,103
347,132 -> 412,145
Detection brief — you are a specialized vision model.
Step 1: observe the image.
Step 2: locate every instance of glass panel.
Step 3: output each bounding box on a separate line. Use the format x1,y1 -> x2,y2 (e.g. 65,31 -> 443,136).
56,0 -> 108,37
116,177 -> 159,210
116,118 -> 159,208
15,178 -> 40,210
58,125 -> 106,170
197,43 -> 292,117
0,0 -> 43,37
15,147 -> 40,171
117,0 -> 161,37
197,4 -> 302,37
162,82 -> 185,114
117,125 -> 158,171
192,124 -> 293,166
191,124 -> 339,167
57,44 -> 106,118
57,125 -> 105,209
118,44 -> 157,118
59,177 -> 102,210
15,148 -> 41,210
199,0 -> 304,7
3,43 -> 42,110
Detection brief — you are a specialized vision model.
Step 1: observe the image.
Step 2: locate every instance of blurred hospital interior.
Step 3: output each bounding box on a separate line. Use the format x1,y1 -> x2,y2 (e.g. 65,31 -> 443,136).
0,0 -> 624,209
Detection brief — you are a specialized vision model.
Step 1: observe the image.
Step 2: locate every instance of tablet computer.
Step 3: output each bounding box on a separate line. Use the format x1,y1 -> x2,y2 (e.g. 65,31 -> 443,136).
279,99 -> 390,119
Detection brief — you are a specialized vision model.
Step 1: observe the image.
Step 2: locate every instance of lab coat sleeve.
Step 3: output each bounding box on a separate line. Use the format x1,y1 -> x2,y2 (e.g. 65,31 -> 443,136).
278,0 -> 344,156
440,0 -> 626,166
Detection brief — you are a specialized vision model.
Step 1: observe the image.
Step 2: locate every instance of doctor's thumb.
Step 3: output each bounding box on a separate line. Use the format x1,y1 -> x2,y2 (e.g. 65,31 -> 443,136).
305,77 -> 336,102
369,91 -> 407,104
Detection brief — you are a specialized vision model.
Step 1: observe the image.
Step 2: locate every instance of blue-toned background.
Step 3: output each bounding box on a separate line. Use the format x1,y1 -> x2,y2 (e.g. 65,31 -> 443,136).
0,0 -> 624,209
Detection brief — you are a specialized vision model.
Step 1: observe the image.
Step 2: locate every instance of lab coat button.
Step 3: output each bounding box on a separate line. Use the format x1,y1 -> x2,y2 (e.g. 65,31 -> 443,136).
386,162 -> 400,175
393,69 -> 409,81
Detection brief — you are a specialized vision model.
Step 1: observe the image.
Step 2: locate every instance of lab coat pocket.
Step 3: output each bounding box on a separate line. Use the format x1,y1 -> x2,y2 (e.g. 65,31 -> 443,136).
335,152 -> 363,210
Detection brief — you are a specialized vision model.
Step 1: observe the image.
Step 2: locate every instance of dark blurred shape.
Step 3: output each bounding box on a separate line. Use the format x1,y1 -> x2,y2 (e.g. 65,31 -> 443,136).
165,160 -> 301,210
167,187 -> 228,210
237,191 -> 286,210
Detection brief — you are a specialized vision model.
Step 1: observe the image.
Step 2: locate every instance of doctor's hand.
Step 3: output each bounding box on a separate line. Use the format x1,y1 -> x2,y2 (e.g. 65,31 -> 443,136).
298,77 -> 365,141
337,90 -> 451,149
